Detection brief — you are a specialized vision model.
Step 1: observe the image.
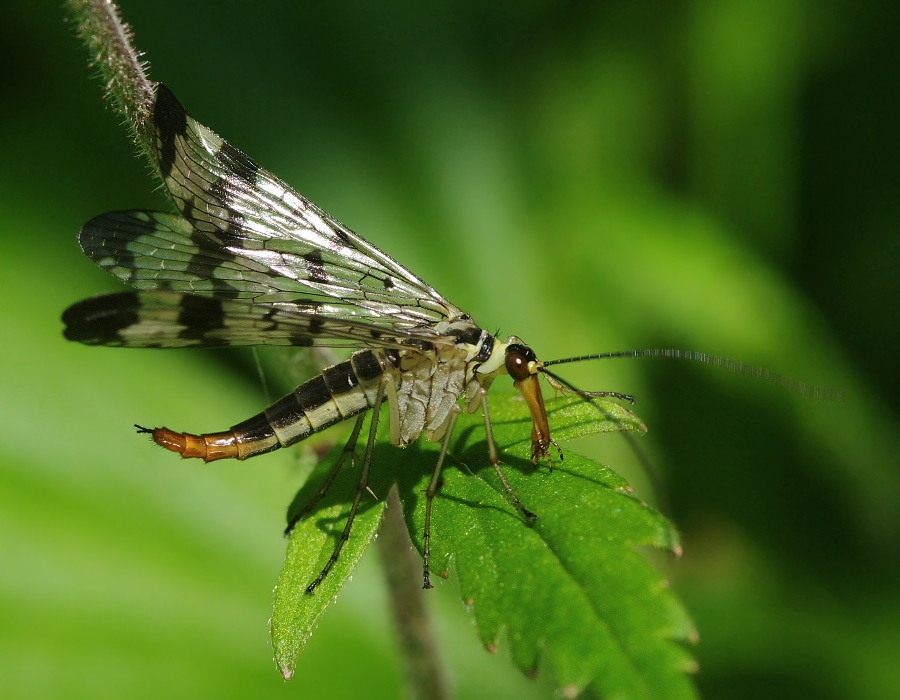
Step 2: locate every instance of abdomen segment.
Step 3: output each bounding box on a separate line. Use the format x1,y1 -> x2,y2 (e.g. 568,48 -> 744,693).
143,349 -> 387,461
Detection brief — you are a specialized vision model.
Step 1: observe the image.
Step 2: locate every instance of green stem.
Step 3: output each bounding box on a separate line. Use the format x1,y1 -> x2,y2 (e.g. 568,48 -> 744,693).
65,0 -> 156,162
378,486 -> 451,700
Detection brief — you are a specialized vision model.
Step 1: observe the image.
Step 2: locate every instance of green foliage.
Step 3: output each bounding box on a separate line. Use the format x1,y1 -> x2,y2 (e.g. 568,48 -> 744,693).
272,431 -> 389,677
2,1 -> 899,699
273,392 -> 696,697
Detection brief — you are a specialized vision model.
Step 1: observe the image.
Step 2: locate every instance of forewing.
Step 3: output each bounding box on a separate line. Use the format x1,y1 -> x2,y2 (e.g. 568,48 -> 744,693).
62,291 -> 423,349
80,210 -> 328,303
76,83 -> 464,330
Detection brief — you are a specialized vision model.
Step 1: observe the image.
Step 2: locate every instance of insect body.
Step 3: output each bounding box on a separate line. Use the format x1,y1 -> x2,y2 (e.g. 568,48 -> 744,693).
63,84 -> 604,591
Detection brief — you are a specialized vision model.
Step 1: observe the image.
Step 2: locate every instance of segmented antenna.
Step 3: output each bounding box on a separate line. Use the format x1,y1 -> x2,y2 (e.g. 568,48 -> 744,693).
543,349 -> 842,402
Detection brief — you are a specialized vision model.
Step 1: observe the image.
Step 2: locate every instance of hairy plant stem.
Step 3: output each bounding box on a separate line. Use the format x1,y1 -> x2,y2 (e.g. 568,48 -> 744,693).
378,486 -> 450,700
65,0 -> 156,165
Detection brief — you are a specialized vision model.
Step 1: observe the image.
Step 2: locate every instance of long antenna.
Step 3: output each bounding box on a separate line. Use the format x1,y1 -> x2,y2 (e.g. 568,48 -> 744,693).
543,349 -> 842,401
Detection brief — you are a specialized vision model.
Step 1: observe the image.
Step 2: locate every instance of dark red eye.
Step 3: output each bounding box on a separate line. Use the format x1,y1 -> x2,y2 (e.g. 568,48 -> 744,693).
505,343 -> 536,380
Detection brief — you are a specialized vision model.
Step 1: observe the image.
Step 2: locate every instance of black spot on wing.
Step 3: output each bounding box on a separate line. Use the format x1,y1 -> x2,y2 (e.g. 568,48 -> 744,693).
307,316 -> 325,335
332,225 -> 352,246
62,293 -> 140,345
153,85 -> 188,181
383,276 -> 394,290
303,250 -> 327,284
289,334 -> 315,347
175,294 -> 226,340
177,180 -> 243,279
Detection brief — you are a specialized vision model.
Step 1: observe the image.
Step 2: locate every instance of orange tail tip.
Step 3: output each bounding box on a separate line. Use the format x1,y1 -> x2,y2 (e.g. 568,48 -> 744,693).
135,424 -> 239,461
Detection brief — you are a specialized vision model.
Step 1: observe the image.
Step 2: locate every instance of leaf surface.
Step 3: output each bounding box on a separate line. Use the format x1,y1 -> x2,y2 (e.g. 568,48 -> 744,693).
273,390 -> 697,698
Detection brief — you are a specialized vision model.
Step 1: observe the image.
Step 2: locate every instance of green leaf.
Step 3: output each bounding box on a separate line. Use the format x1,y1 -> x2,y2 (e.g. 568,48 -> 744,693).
271,438 -> 388,678
272,389 -> 697,698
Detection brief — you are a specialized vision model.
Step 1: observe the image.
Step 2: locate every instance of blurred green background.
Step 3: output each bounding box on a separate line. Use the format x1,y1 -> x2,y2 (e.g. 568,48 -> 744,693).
2,1 -> 897,698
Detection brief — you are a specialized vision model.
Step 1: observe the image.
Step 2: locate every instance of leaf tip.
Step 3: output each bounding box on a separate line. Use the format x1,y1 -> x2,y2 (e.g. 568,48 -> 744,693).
281,666 -> 293,681
561,684 -> 582,699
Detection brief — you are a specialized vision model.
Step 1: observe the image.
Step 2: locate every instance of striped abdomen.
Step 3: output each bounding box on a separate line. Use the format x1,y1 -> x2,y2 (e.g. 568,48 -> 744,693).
146,349 -> 388,461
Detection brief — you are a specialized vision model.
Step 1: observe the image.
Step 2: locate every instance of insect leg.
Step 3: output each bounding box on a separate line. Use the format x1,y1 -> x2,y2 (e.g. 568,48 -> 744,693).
305,380 -> 386,595
422,404 -> 462,589
284,412 -> 366,536
478,389 -> 538,521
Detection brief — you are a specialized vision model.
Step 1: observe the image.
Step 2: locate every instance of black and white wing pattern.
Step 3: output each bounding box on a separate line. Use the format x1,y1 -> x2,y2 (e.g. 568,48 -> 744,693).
62,290 -> 439,349
67,83 -> 470,349
63,81 -> 563,596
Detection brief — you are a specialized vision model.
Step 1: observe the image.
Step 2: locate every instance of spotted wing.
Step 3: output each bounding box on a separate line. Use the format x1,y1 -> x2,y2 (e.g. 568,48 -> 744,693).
77,83 -> 465,335
63,291 -> 436,349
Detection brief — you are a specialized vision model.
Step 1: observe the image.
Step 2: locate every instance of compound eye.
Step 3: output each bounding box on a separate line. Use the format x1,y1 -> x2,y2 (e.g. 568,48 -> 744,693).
505,344 -> 535,380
